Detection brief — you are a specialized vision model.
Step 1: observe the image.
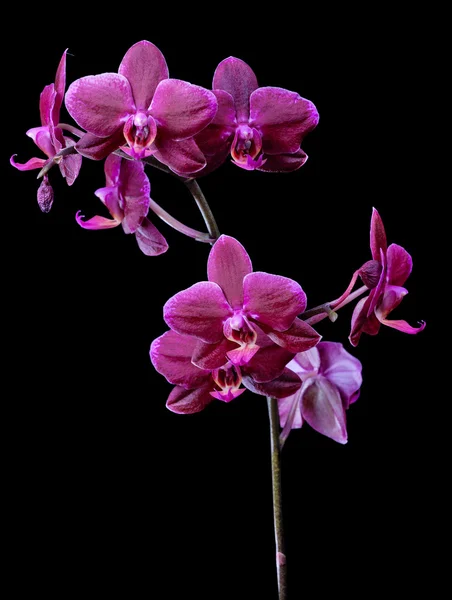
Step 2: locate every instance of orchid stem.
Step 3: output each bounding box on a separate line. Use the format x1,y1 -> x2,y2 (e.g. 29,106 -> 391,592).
184,179 -> 220,241
267,397 -> 287,600
148,199 -> 216,244
36,146 -> 77,179
301,285 -> 368,326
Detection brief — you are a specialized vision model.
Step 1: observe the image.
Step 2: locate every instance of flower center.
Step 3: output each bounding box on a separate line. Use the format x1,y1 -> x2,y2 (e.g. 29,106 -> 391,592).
230,125 -> 262,165
223,312 -> 260,366
210,362 -> 245,402
123,111 -> 157,158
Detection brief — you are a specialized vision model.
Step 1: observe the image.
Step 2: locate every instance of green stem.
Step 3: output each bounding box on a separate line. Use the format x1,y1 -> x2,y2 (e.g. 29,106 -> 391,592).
267,397 -> 287,600
148,199 -> 216,243
184,179 -> 221,241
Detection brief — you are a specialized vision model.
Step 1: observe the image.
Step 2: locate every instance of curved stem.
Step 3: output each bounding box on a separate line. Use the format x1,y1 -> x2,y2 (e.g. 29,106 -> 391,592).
267,397 -> 287,600
148,199 -> 216,243
184,179 -> 220,241
302,285 -> 368,326
37,145 -> 77,179
57,123 -> 85,138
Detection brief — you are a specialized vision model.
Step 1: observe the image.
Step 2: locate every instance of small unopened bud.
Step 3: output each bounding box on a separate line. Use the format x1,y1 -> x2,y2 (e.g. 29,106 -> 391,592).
37,176 -> 54,213
359,260 -> 383,289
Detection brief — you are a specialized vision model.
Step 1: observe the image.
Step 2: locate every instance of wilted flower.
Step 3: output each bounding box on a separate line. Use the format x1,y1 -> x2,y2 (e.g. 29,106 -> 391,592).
278,342 -> 362,444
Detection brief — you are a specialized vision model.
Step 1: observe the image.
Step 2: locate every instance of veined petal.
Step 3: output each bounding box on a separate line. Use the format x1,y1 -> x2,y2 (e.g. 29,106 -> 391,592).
207,235 -> 252,309
300,377 -> 348,444
278,392 -> 303,429
60,138 -> 82,186
213,57 -> 258,123
135,218 -> 168,256
250,87 -> 319,155
153,136 -> 206,175
262,318 -> 321,353
104,154 -> 122,187
27,127 -> 55,158
378,317 -> 426,334
387,243 -> 413,286
242,368 -> 301,399
375,284 -> 408,320
243,272 -> 306,331
164,282 -> 232,343
119,160 -> 150,234
151,79 -> 217,140
166,385 -> 213,414
192,338 -> 236,370
75,130 -> 126,160
370,207 -> 387,261
317,342 -> 362,409
75,210 -> 120,230
39,83 -> 56,128
10,155 -> 46,171
195,90 -> 236,155
118,40 -> 168,111
150,331 -> 211,388
245,342 -> 295,383
257,149 -> 308,172
94,186 -> 123,221
66,73 -> 134,137
349,296 -> 371,347
53,49 -> 67,125
289,347 -> 321,375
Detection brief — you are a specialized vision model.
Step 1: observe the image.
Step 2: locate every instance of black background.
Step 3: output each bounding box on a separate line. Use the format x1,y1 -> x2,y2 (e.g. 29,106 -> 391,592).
4,8 -> 440,599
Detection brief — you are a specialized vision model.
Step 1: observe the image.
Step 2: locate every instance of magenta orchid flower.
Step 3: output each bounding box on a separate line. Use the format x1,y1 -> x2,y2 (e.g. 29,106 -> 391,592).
10,50 -> 82,212
65,40 -> 218,174
349,208 -> 426,346
164,235 -> 321,369
278,342 -> 362,445
151,330 -> 302,414
194,57 -> 319,173
76,155 -> 168,256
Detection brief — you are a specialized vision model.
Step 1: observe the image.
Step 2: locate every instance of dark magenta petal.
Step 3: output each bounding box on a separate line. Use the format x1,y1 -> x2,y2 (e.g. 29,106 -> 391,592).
370,207 -> 387,261
349,295 -> 381,346
135,218 -> 168,256
166,385 -> 214,414
367,249 -> 387,316
40,84 -> 56,128
76,211 -> 120,230
213,57 -> 258,122
27,127 -> 55,158
66,73 -> 134,137
164,282 -> 232,343
262,318 -> 321,353
317,342 -> 362,409
188,143 -> 231,178
376,285 -> 426,334
245,342 -> 295,383
153,136 -> 206,175
250,87 -> 319,155
118,40 -> 168,111
195,89 -> 236,155
300,377 -> 348,444
103,154 -> 121,186
243,272 -> 306,331
10,155 -> 46,171
52,49 -> 67,125
60,139 -> 82,186
150,331 -> 211,388
386,243 -> 413,286
378,317 -> 426,334
94,185 -> 122,221
207,235 -> 252,309
257,149 -> 308,173
242,368 -> 301,399
192,338 -> 237,370
37,177 -> 54,213
118,160 -> 150,234
75,130 -> 126,160
151,79 -> 217,140
210,388 -> 246,402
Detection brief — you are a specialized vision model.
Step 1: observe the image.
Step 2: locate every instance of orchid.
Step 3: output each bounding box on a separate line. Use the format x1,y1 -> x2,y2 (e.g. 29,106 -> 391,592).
349,208 -> 425,346
76,155 -> 168,256
278,343 -> 362,445
163,236 -> 321,368
194,57 -> 319,173
10,50 -> 82,212
65,40 -> 217,174
151,330 -> 302,414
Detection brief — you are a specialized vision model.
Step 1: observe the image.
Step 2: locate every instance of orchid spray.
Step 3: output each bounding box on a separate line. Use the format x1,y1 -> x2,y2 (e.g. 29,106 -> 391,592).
12,40 -> 425,599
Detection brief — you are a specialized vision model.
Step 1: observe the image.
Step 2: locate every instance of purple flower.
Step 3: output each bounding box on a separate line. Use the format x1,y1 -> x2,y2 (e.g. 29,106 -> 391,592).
194,57 -> 319,174
151,330 -> 302,414
349,208 -> 426,346
65,40 -> 218,174
278,342 -> 362,444
163,235 -> 320,369
76,155 -> 168,256
10,50 -> 82,212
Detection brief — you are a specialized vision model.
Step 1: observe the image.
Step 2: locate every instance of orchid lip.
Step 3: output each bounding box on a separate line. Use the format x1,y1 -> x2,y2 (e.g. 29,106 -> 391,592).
230,124 -> 262,165
123,112 -> 157,158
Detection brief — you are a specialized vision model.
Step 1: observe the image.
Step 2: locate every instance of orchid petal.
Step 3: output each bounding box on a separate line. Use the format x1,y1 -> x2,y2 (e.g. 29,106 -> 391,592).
262,318 -> 321,353
288,347 -> 321,375
278,392 -> 303,429
375,285 -> 426,334
94,186 -> 123,221
243,272 -> 306,331
151,79 -> 217,140
135,218 -> 168,256
75,130 -> 126,160
370,207 -> 387,261
207,235 -> 252,309
242,368 -> 301,399
349,296 -> 372,347
118,160 -> 150,234
257,149 -> 308,172
213,57 -> 258,122
232,154 -> 267,171
118,40 -> 168,111
245,331 -> 295,382
250,87 -> 319,155
192,338 -> 236,370
10,155 -> 46,171
210,388 -> 246,402
75,211 -> 120,230
39,83 -> 56,128
195,90 -> 236,155
153,136 -> 206,175
378,317 -> 426,334
300,377 -> 348,444
53,49 -> 67,124
386,243 -> 413,286
27,127 -> 55,158
226,345 -> 260,366
66,73 -> 134,137
103,154 -> 121,186
60,139 -> 82,186
317,342 -> 362,409
150,331 -> 211,388
166,385 -> 213,414
164,282 -> 232,343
